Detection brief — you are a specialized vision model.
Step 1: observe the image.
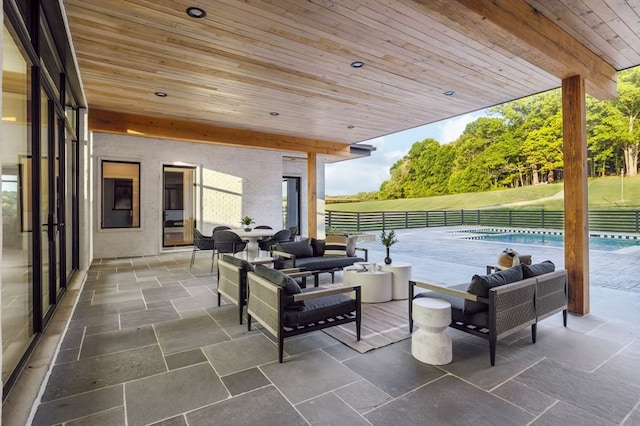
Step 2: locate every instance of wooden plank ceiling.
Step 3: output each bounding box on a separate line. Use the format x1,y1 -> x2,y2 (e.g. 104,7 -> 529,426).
63,0 -> 640,154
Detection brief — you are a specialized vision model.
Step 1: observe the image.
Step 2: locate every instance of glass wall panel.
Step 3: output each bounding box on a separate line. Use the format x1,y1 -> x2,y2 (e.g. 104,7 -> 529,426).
102,161 -> 140,228
40,91 -> 51,315
65,131 -> 74,279
1,23 -> 34,383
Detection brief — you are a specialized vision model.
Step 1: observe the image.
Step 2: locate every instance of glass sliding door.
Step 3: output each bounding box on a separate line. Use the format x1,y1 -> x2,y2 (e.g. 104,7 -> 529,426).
282,177 -> 300,234
39,92 -> 52,317
1,23 -> 34,384
163,166 -> 195,247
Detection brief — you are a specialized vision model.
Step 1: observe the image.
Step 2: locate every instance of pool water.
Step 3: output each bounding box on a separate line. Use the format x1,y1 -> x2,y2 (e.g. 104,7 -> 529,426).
461,230 -> 640,251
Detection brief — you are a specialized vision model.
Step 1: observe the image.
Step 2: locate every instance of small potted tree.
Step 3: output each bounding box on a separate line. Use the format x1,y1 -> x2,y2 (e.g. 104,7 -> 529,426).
380,229 -> 398,265
241,215 -> 255,231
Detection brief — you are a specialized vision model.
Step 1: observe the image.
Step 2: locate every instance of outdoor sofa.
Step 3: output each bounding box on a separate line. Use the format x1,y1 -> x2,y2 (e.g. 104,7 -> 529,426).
271,237 -> 368,285
409,261 -> 568,366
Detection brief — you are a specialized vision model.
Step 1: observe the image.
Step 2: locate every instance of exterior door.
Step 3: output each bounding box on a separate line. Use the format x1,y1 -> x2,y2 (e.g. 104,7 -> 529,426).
282,177 -> 300,234
163,166 -> 195,247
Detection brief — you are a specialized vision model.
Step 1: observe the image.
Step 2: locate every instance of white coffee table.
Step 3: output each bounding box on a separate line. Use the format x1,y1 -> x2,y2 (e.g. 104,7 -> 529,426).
379,262 -> 412,300
343,268 -> 392,303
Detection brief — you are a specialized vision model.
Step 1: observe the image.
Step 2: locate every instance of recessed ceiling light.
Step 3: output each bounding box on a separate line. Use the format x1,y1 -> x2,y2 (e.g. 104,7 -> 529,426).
347,125 -> 355,129
155,92 -> 167,97
443,90 -> 455,96
186,7 -> 206,18
350,61 -> 365,68
270,112 -> 280,116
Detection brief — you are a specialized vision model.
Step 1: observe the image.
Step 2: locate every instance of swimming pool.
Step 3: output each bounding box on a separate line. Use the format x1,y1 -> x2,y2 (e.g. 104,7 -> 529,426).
458,228 -> 640,251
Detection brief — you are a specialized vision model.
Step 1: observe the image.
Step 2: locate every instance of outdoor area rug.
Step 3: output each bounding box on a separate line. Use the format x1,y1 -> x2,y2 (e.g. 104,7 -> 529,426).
323,299 -> 411,353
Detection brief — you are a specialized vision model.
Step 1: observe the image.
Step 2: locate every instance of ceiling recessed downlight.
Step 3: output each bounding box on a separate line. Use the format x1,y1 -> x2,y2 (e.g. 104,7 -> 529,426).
347,125 -> 355,129
186,7 -> 206,18
350,61 -> 365,68
443,90 -> 455,96
270,112 -> 280,116
155,92 -> 167,97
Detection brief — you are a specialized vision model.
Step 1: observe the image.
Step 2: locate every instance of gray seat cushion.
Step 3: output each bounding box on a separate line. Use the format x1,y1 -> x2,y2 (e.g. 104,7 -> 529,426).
295,256 -> 365,271
415,283 -> 490,328
283,291 -> 356,328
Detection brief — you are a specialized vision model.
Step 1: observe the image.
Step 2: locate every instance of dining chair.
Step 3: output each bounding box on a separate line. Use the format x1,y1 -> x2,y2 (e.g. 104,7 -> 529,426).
213,230 -> 248,259
190,228 -> 216,272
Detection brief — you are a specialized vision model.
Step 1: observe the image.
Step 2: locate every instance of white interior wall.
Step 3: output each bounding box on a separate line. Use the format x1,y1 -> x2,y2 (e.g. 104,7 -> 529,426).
92,133 -> 284,259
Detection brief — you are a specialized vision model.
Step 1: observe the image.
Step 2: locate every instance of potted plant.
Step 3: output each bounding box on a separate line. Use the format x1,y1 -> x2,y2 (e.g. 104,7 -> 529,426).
240,215 -> 255,231
380,229 -> 398,264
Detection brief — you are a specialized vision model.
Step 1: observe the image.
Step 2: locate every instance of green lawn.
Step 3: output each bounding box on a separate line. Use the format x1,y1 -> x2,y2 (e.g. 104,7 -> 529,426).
327,176 -> 640,212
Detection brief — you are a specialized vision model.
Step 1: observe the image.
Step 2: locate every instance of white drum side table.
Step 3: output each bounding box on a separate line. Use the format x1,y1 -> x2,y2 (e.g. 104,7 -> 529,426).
411,298 -> 452,365
379,262 -> 412,300
343,269 -> 392,303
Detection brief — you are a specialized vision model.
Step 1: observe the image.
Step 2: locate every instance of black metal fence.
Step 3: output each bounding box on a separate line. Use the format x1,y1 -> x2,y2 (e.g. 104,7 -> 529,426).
326,209 -> 640,234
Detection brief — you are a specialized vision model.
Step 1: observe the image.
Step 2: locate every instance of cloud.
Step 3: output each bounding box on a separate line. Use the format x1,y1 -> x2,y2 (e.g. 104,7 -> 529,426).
325,137 -> 402,195
439,113 -> 479,143
325,111 -> 488,195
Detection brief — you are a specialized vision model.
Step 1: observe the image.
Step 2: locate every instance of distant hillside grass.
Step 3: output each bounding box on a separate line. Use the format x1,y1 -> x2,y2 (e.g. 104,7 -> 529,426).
327,176 -> 640,212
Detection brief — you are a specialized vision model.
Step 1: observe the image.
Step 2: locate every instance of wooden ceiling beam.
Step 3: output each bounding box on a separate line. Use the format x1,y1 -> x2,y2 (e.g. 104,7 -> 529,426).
88,109 -> 351,157
421,0 -> 617,100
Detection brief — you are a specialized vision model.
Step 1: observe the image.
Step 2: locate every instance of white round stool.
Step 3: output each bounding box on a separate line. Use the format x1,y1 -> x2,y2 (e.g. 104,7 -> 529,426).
411,298 -> 452,365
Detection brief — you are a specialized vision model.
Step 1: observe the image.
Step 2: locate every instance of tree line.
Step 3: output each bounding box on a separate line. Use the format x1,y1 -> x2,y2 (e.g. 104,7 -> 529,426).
374,67 -> 640,200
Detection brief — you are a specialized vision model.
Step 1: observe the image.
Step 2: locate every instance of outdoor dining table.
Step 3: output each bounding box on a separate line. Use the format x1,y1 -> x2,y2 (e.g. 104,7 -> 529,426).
232,228 -> 274,261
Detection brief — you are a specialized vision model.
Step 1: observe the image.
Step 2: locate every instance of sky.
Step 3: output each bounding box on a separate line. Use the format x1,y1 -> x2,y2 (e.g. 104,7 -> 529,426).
325,110 -> 488,196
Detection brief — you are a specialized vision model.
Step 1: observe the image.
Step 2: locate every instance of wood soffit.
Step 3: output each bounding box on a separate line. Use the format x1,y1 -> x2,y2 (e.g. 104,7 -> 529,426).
63,0 -> 639,150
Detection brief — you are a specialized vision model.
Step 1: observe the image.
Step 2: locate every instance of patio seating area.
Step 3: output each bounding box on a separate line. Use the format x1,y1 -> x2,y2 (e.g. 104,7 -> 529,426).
12,227 -> 640,425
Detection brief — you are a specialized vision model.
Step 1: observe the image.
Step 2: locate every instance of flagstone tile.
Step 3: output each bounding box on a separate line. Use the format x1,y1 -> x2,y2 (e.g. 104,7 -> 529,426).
333,379 -> 393,414
365,375 -> 533,425
33,385 -> 123,425
125,363 -> 228,426
297,392 -> 369,425
186,386 -> 305,426
153,314 -> 229,355
516,358 -> 640,423
261,350 -> 361,404
531,401 -> 616,426
41,345 -> 165,401
221,367 -> 271,396
80,325 -> 157,358
165,348 -> 207,370
141,284 -> 191,304
344,344 -> 445,397
202,334 -> 278,376
120,305 -> 180,329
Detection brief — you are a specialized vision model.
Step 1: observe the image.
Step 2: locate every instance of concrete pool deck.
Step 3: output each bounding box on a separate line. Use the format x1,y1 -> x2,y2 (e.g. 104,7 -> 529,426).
355,225 -> 640,294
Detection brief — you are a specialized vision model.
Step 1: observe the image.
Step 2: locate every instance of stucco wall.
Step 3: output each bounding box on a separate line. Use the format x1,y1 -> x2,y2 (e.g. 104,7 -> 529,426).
92,133 -> 284,258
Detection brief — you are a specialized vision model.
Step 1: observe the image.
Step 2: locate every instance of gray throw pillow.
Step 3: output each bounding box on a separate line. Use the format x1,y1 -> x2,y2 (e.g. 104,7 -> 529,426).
465,264 -> 523,314
254,265 -> 304,310
521,260 -> 555,279
310,238 -> 326,257
274,240 -> 313,259
346,236 -> 357,257
222,255 -> 254,273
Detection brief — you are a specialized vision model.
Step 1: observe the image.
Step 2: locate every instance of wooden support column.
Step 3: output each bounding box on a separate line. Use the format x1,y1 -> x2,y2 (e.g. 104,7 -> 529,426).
562,75 -> 590,315
307,153 -> 318,239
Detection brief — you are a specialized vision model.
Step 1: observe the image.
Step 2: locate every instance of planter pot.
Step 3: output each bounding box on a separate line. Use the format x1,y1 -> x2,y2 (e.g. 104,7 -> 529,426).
384,247 -> 392,264
244,227 -> 252,232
